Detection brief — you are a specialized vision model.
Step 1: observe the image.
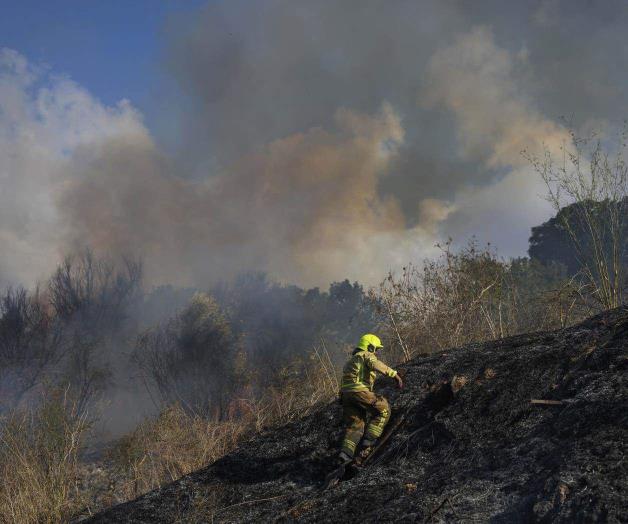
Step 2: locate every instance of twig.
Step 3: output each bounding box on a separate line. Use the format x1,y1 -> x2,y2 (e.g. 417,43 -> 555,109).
530,399 -> 564,406
371,420 -> 435,466
423,497 -> 448,523
273,497 -> 316,523
211,494 -> 289,521
446,497 -> 459,519
388,307 -> 411,362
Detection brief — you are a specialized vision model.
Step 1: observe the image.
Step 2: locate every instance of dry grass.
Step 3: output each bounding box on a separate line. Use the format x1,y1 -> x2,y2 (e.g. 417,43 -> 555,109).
240,343 -> 339,431
0,390 -> 89,524
0,343 -> 337,520
109,343 -> 339,503
109,405 -> 246,501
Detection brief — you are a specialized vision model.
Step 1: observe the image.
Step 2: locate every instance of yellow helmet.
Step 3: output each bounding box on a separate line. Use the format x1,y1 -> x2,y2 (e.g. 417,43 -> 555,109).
357,333 -> 383,352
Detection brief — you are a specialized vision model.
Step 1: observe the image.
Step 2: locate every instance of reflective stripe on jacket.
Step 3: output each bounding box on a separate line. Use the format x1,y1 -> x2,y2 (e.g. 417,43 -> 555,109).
340,350 -> 397,392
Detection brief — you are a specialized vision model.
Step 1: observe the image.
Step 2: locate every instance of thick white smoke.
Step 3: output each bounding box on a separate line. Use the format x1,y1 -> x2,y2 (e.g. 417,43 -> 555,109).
0,48 -> 148,286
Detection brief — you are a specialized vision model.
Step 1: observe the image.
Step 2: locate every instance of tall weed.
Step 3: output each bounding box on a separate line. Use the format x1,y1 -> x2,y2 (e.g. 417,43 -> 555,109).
0,390 -> 89,523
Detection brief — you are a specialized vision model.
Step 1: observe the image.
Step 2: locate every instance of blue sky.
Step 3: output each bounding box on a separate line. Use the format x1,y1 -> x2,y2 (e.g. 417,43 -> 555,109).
0,0 -> 204,111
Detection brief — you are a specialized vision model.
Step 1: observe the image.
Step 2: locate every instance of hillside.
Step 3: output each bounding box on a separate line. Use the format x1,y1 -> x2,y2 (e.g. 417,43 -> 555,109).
88,307 -> 627,523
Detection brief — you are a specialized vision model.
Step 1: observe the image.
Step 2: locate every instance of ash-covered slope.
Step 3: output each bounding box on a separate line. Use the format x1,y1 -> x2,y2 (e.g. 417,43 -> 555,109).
89,308 -> 627,523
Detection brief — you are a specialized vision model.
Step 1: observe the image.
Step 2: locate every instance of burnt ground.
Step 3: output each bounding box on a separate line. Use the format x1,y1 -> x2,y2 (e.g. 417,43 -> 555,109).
87,307 -> 627,523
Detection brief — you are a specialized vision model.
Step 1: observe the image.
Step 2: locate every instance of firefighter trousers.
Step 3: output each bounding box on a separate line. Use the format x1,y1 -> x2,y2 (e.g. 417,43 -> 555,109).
340,390 -> 390,458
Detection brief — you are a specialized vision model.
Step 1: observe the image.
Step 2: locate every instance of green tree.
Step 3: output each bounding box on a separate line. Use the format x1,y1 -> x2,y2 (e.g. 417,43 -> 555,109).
529,200 -> 628,277
526,129 -> 628,309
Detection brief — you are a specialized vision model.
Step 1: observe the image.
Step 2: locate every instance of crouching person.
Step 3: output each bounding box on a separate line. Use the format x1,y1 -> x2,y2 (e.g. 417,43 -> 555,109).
338,334 -> 403,464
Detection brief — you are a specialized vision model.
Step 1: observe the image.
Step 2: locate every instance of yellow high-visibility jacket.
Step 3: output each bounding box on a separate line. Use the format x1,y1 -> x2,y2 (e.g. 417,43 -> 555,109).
340,349 -> 397,393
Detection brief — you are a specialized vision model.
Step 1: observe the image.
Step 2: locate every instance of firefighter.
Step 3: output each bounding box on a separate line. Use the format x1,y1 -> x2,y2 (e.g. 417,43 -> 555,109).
338,333 -> 403,464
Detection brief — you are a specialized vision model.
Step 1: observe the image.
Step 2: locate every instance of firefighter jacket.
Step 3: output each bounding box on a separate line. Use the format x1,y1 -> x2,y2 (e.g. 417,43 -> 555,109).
340,349 -> 397,393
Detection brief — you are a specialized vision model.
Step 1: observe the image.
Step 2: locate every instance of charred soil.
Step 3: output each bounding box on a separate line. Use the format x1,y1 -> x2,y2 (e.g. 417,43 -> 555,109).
87,307 -> 627,523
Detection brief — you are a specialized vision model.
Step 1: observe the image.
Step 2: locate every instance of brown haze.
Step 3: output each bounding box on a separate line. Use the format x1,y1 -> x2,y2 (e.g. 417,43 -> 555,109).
60,104 -> 407,286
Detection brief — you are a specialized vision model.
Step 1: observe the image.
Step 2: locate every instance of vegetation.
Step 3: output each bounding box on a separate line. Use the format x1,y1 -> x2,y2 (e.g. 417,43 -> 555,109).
108,405 -> 246,502
371,240 -> 585,362
526,128 -> 628,309
0,390 -> 89,523
133,275 -> 373,418
0,288 -> 63,407
1,132 -> 626,520
133,293 -> 242,418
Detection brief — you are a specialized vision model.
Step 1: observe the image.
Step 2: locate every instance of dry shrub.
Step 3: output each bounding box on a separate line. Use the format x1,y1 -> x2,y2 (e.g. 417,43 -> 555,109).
109,405 -> 246,500
526,129 -> 628,310
0,390 -> 89,524
239,344 -> 339,431
372,240 -> 580,361
110,343 -> 339,504
49,251 -> 142,415
133,293 -> 244,419
0,287 -> 64,409
373,241 -> 507,360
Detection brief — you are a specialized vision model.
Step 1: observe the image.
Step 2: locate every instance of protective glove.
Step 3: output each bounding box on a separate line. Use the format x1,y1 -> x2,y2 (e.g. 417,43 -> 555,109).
395,374 -> 404,389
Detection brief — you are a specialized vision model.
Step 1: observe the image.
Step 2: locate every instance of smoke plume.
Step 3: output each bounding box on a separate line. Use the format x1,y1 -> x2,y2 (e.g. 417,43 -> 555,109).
2,0 -> 627,288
